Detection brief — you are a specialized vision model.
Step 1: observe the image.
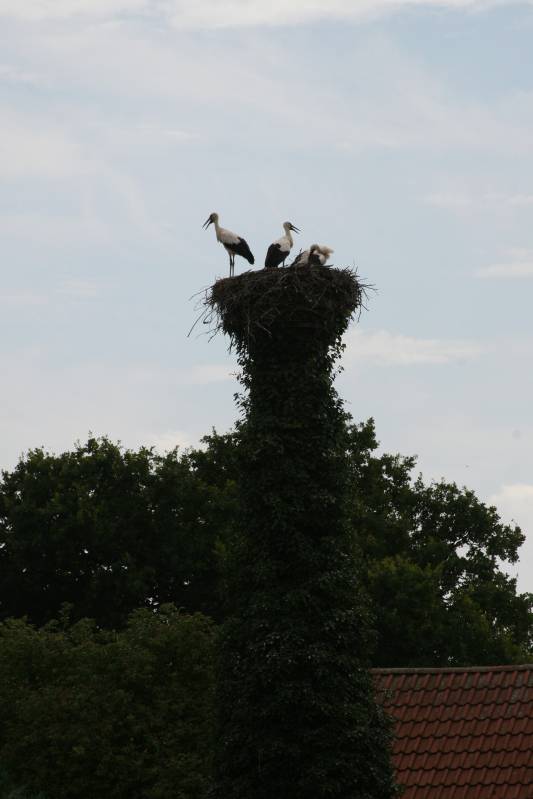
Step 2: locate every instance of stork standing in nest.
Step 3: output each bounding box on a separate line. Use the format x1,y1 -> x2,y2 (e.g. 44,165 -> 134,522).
264,221 -> 300,269
292,244 -> 334,266
203,212 -> 254,277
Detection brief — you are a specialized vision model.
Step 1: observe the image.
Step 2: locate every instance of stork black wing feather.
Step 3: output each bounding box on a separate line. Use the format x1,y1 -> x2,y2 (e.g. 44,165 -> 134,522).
226,237 -> 254,265
264,243 -> 286,269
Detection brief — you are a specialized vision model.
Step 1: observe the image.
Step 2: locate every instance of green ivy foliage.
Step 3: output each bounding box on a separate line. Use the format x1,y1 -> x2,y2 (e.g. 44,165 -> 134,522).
211,267 -> 398,799
0,607 -> 215,799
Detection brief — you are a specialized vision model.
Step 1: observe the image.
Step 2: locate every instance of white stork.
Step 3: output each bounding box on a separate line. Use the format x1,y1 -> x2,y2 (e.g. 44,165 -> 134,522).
264,221 -> 300,269
203,212 -> 254,277
292,244 -> 334,266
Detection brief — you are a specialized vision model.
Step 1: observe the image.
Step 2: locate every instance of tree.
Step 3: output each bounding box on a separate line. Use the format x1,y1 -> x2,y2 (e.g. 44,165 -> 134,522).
0,423 -> 530,667
346,419 -> 532,666
0,606 -> 215,799
0,437 -> 235,628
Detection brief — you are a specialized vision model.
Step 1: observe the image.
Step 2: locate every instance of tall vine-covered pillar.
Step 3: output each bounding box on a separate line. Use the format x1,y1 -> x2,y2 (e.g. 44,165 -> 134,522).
208,266 -> 397,799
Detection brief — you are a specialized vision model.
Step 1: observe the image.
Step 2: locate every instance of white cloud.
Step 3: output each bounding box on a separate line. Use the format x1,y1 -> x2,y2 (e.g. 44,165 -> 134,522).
151,429 -> 193,453
0,292 -> 47,307
0,352 -> 237,476
0,213 -> 111,245
0,0 -> 526,26
0,111 -> 89,179
4,11 -> 533,160
166,0 -> 521,30
345,329 -> 482,365
0,0 -> 146,21
0,281 -> 104,308
426,191 -> 533,212
133,124 -> 196,142
55,279 -> 103,299
476,249 -> 533,279
0,64 -> 43,84
477,263 -> 533,279
0,112 -> 175,248
492,483 -> 533,507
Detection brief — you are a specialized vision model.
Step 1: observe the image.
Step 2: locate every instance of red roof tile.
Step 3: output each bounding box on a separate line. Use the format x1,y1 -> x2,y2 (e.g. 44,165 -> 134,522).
373,665 -> 533,799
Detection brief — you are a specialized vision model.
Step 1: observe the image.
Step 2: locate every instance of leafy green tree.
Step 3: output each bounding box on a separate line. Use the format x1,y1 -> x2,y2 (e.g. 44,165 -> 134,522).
0,606 -> 215,799
0,437 -> 236,628
346,419 -> 532,665
0,423 -> 530,666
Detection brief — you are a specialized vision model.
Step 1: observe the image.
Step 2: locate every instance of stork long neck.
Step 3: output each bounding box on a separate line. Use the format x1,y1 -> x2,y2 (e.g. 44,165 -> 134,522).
213,218 -> 222,239
283,225 -> 293,248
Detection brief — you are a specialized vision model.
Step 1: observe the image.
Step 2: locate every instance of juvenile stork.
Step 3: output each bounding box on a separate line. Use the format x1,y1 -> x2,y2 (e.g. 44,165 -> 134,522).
292,244 -> 334,266
264,221 -> 300,269
203,212 -> 254,277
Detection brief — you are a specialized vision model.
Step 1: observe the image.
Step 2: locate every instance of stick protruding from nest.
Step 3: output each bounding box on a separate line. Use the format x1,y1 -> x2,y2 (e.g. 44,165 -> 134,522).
193,265 -> 372,350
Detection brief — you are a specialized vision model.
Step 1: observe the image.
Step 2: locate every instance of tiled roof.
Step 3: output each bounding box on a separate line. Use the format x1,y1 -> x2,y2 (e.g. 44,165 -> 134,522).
373,665 -> 533,799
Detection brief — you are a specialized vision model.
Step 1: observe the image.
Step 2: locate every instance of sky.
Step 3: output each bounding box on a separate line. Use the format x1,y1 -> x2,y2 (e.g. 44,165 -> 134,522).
1,0 -> 532,592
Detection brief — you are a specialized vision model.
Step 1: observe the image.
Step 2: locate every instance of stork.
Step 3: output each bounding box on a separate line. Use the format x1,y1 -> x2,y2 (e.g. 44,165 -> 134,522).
264,221 -> 300,269
311,244 -> 334,266
203,212 -> 254,277
292,244 -> 334,266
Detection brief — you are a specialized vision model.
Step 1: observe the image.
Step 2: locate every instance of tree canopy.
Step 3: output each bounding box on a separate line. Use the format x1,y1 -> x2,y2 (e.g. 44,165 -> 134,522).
345,420 -> 531,665
0,606 -> 215,799
0,436 -> 236,628
0,421 -> 531,667
0,418 -> 531,798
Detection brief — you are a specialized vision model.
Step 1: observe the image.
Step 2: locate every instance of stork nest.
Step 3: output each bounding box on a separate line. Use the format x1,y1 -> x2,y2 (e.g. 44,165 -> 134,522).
192,265 -> 371,351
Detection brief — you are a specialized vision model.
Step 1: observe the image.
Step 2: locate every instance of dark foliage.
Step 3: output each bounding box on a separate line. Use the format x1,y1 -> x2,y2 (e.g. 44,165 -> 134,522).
209,266 -> 398,799
0,606 -> 215,799
0,427 -> 530,666
345,420 -> 532,665
0,767 -> 47,799
0,437 -> 236,628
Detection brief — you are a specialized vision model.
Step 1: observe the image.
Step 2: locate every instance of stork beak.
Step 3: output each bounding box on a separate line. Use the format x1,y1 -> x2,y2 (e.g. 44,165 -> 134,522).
290,224 -> 300,233
202,217 -> 213,229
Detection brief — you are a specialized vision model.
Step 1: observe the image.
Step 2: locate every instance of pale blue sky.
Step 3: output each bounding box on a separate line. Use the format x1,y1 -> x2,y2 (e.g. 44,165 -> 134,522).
1,0 -> 532,590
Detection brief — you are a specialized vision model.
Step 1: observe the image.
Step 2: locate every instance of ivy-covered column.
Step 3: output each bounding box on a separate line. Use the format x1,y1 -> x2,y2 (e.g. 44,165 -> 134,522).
208,266 -> 397,799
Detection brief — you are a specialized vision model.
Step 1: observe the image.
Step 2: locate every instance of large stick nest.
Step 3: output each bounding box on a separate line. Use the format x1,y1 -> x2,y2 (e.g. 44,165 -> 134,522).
195,266 -> 371,350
